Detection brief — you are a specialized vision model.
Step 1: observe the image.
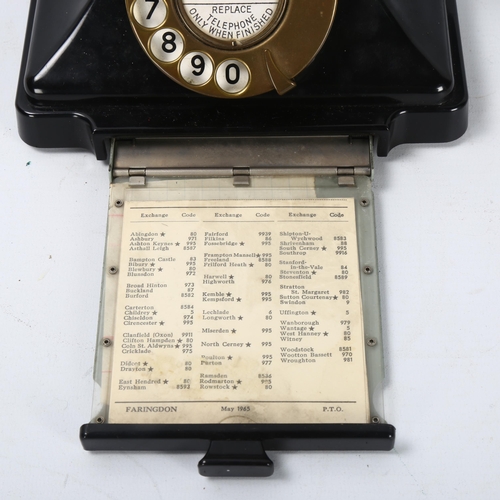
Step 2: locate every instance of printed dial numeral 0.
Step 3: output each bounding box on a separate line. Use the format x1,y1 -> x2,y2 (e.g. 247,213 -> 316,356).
150,28 -> 184,63
215,60 -> 250,94
180,52 -> 214,86
133,0 -> 167,29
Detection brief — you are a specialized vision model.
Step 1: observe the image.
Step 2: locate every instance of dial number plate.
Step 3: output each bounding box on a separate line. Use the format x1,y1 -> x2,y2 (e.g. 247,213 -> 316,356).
126,0 -> 337,98
180,0 -> 282,47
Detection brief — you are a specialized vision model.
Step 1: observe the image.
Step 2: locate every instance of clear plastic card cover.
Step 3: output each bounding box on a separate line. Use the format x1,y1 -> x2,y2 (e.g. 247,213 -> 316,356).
90,175 -> 386,425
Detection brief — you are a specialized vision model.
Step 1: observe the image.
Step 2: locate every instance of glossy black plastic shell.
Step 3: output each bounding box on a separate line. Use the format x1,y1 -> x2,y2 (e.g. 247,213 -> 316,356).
16,0 -> 468,160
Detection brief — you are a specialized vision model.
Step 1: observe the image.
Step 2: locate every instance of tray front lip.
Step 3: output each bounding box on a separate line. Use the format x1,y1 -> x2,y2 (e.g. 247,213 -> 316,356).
80,423 -> 396,452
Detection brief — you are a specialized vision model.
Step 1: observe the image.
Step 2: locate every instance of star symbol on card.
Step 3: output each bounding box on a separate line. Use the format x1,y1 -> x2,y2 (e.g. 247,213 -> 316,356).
312,270 -> 317,275
237,380 -> 242,385
160,232 -> 165,237
152,311 -> 157,315
240,242 -> 245,246
249,263 -> 254,267
229,275 -> 234,279
175,344 -> 180,349
322,246 -> 327,251
309,326 -> 315,331
238,316 -> 243,320
148,367 -> 153,372
231,329 -> 237,334
143,362 -> 148,366
158,267 -> 163,272
159,321 -> 164,325
227,292 -> 232,297
333,295 -> 338,300
311,311 -> 316,315
323,331 -> 329,336
175,242 -> 180,246
256,254 -> 261,258
233,385 -> 238,390
177,338 -> 182,343
150,262 -> 155,267
227,356 -> 233,360
246,342 -> 251,347
163,379 -> 169,384
237,297 -> 242,302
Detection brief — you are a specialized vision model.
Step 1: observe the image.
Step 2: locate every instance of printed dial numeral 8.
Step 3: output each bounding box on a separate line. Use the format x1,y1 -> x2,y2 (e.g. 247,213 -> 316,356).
150,28 -> 184,62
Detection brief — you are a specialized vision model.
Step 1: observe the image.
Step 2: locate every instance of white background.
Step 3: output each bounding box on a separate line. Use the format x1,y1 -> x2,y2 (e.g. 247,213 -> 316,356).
1,0 -> 499,498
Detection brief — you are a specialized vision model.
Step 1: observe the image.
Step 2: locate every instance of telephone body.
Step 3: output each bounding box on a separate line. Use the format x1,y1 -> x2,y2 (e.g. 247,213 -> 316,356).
16,0 -> 467,477
17,0 -> 467,160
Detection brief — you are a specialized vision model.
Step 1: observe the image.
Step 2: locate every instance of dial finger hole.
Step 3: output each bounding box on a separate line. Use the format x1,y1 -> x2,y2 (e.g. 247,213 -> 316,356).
150,28 -> 185,63
133,0 -> 168,29
215,59 -> 250,94
180,52 -> 214,86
